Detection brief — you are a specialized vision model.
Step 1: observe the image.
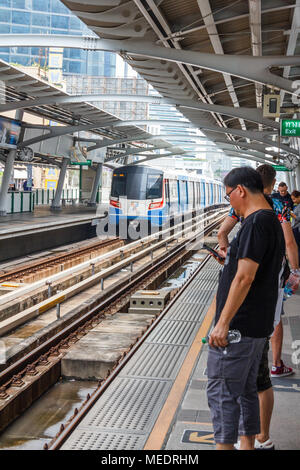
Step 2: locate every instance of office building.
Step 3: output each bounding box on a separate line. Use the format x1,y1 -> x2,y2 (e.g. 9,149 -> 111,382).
0,0 -> 116,76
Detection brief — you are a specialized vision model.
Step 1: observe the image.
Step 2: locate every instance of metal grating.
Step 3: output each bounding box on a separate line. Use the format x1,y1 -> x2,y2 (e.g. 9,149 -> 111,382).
164,301 -> 209,322
62,255 -> 219,450
178,288 -> 215,304
78,377 -> 171,433
145,320 -> 199,345
61,430 -> 146,451
119,343 -> 187,379
192,268 -> 222,282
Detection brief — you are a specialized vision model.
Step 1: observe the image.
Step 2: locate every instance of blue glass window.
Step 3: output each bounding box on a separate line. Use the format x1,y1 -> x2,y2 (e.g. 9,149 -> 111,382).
51,15 -> 69,29
0,1 -> 11,7
12,0 -> 32,9
51,0 -> 69,14
12,25 -> 29,33
69,49 -> 82,59
31,26 -> 49,34
0,24 -> 10,34
10,54 -> 31,65
0,9 -> 11,23
69,15 -> 82,30
12,10 -> 31,25
67,61 -> 82,74
0,53 -> 10,62
32,13 -> 50,27
32,0 -> 49,11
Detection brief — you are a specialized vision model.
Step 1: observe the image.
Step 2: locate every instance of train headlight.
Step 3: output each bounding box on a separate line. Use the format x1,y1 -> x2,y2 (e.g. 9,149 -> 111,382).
148,200 -> 163,210
110,199 -> 121,208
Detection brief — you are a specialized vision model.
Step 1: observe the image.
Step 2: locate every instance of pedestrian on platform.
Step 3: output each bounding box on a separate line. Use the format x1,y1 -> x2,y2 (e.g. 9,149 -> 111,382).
217,163 -> 300,450
272,182 -> 294,211
207,167 -> 285,450
291,190 -> 300,263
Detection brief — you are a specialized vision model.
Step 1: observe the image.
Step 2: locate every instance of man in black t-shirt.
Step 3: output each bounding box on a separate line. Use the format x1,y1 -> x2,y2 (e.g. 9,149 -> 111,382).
206,167 -> 285,451
272,182 -> 294,210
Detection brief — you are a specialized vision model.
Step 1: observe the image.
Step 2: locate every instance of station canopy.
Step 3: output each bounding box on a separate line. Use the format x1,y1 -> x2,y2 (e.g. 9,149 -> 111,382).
57,0 -> 300,167
0,58 -> 183,168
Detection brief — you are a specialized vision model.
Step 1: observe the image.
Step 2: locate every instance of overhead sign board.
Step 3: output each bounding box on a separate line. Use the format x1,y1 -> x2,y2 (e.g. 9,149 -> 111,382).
281,119 -> 300,137
272,165 -> 291,172
70,160 -> 92,166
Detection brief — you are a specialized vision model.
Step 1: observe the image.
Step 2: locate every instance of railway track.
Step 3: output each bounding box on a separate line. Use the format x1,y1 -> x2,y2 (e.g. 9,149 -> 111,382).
0,208 -> 227,445
0,238 -> 123,284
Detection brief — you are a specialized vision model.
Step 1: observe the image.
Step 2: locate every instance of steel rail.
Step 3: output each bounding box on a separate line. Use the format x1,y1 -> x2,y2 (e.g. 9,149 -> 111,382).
0,211 -> 225,386
46,214 -> 224,450
0,238 -> 121,283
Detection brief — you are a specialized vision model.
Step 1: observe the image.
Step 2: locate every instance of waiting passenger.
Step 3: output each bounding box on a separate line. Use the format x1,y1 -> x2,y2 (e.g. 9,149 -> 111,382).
291,190 -> 300,263
217,163 -> 300,450
272,181 -> 294,210
206,167 -> 285,450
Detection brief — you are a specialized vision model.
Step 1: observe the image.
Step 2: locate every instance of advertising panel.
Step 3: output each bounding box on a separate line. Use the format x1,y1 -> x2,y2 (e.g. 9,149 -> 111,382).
0,117 -> 21,149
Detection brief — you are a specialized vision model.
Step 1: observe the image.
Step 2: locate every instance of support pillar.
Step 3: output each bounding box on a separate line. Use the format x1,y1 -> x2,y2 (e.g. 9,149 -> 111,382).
286,171 -> 292,191
290,171 -> 296,192
0,109 -> 23,216
295,164 -> 300,189
0,149 -> 16,216
88,163 -> 102,207
51,157 -> 69,211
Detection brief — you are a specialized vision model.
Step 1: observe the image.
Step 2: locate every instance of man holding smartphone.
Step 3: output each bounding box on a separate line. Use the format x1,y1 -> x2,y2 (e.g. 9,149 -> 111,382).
206,167 -> 285,450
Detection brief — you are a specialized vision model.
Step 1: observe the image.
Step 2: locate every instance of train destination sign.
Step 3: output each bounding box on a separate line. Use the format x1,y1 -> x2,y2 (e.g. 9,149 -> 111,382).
281,119 -> 300,137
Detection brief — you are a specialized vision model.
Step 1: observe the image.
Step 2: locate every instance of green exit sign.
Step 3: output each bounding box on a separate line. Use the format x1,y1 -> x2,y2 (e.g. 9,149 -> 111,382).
272,165 -> 291,172
70,160 -> 92,166
281,119 -> 300,137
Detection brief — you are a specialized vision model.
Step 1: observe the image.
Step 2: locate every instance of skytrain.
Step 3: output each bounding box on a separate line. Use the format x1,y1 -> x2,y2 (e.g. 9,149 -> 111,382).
108,165 -> 225,234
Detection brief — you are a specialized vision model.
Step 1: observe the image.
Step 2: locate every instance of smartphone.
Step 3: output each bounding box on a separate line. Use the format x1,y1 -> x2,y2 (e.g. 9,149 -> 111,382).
202,244 -> 225,261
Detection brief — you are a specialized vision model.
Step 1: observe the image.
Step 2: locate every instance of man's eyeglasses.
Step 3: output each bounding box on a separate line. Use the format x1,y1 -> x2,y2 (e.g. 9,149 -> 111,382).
224,186 -> 237,202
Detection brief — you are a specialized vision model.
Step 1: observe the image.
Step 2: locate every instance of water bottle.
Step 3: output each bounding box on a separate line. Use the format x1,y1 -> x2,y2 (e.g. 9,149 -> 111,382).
283,270 -> 300,301
202,329 -> 241,345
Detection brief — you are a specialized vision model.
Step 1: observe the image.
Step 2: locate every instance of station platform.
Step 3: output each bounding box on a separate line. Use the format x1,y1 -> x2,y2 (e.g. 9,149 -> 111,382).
0,204 -> 108,262
60,255 -> 300,452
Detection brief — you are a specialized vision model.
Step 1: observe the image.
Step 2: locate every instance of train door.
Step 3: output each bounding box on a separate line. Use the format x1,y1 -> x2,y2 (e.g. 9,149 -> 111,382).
164,179 -> 170,212
200,182 -> 205,208
179,180 -> 188,213
188,181 -> 195,211
205,183 -> 209,207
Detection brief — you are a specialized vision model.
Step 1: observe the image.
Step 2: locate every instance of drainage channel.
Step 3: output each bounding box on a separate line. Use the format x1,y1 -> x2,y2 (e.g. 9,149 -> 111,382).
0,248 -> 212,450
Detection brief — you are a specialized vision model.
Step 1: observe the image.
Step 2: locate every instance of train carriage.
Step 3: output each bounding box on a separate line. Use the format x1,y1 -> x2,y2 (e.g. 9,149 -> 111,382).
109,165 -> 224,233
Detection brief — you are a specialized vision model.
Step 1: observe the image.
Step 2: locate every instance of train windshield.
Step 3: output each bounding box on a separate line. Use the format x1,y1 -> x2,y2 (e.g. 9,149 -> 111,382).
146,174 -> 163,199
111,169 -> 163,200
111,173 -> 127,197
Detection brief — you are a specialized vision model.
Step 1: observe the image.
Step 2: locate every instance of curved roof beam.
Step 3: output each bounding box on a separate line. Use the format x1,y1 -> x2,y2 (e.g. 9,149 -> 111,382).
0,94 -> 279,130
1,35 -> 300,95
84,129 -> 293,159
19,119 -> 193,148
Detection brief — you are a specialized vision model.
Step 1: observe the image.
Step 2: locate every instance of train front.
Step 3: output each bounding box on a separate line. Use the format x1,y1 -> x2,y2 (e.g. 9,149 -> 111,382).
109,166 -> 165,237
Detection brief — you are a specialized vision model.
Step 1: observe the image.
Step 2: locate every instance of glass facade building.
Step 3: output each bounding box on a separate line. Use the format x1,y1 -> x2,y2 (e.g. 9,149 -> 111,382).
0,0 -> 116,76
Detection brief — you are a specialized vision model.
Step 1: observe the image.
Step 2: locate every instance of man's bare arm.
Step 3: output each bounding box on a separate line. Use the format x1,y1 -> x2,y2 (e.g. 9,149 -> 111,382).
217,216 -> 238,257
209,257 -> 259,348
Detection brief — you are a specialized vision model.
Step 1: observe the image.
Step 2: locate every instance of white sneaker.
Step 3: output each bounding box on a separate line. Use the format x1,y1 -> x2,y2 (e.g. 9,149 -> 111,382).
234,438 -> 275,450
254,438 -> 275,450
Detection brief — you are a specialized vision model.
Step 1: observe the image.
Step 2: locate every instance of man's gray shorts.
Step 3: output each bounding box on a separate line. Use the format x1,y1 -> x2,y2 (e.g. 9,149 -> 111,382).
206,337 -> 266,445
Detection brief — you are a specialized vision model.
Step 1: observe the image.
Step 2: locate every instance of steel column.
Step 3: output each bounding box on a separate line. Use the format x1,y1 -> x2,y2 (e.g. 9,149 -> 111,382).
51,157 -> 69,211
89,163 -> 103,206
0,109 -> 24,216
295,163 -> 300,188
